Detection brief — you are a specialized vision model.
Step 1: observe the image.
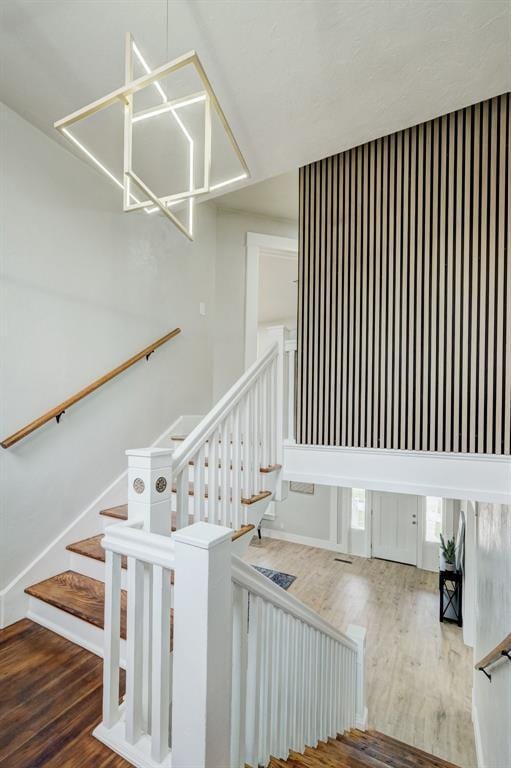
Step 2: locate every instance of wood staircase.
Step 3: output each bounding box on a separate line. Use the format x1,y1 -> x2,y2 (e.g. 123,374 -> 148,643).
22,445 -> 278,654
269,729 -> 461,768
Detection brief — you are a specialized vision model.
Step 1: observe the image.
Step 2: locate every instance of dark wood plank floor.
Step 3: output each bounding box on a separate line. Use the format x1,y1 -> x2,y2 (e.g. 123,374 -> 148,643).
0,619 -> 129,767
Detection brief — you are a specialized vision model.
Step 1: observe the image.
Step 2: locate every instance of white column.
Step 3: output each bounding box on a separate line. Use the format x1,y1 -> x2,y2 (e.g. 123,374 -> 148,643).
346,624 -> 367,730
171,522 -> 233,768
126,447 -> 173,534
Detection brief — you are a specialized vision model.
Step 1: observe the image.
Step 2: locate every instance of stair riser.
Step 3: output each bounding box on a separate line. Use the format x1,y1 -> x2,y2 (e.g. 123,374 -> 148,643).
27,595 -> 127,667
69,552 -> 129,590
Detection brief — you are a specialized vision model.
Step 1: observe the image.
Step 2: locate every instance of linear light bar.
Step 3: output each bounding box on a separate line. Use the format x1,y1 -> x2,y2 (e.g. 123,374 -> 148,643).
132,39 -> 194,232
209,173 -> 248,191
132,95 -> 207,124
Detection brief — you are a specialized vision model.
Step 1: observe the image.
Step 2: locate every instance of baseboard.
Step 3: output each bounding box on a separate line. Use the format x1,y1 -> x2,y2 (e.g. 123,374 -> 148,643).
356,706 -> 368,731
94,720 -> 171,768
260,526 -> 343,553
1,415 -> 189,628
472,696 -> 485,768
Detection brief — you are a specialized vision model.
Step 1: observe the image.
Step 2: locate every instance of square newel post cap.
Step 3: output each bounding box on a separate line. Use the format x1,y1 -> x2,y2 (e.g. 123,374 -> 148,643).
126,447 -> 174,470
173,521 -> 233,549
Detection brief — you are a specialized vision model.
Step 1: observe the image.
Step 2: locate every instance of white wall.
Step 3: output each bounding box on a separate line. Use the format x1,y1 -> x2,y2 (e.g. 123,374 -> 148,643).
213,209 -> 297,400
472,503 -> 511,768
0,103 -> 217,590
262,484 -> 333,546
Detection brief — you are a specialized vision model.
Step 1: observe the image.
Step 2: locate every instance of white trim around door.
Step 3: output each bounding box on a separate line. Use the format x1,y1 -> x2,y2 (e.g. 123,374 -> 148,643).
245,232 -> 298,369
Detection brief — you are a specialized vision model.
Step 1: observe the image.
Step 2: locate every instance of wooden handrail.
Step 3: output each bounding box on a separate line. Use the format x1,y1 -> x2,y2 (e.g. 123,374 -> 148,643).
475,633 -> 511,680
1,328 -> 181,449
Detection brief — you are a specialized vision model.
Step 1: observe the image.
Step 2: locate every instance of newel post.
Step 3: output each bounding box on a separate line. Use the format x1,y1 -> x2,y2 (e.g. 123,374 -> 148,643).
172,522 -> 233,768
126,447 -> 174,533
347,624 -> 368,730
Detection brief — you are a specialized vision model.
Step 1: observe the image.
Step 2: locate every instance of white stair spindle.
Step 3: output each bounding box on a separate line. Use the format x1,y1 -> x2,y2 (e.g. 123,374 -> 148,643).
245,595 -> 263,768
151,564 -> 172,763
208,430 -> 219,525
221,417 -> 230,525
231,585 -> 248,768
102,549 -> 122,729
262,369 -> 270,469
176,468 -> 189,530
231,405 -> 242,530
242,394 -> 253,500
194,445 -> 206,522
125,556 -> 144,745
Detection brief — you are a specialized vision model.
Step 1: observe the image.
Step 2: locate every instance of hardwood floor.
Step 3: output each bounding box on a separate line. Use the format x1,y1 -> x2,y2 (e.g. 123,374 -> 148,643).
244,537 -> 476,768
0,619 -> 129,767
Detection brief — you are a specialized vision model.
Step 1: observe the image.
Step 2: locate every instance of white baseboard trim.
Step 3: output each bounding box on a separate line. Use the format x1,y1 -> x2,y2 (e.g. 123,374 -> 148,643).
27,597 -> 127,667
356,706 -> 369,731
472,697 -> 485,768
260,526 -> 343,553
94,720 -> 171,768
0,415 -> 188,629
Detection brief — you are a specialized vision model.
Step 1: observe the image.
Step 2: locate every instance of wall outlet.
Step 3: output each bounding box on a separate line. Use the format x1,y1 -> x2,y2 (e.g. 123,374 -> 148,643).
199,302 -> 206,316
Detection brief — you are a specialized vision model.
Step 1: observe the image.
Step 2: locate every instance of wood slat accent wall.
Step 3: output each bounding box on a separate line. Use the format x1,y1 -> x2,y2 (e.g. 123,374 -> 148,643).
297,93 -> 510,454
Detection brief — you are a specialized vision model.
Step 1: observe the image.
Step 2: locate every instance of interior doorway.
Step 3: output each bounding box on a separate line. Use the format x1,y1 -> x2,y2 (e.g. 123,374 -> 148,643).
371,492 -> 419,565
244,232 -> 298,368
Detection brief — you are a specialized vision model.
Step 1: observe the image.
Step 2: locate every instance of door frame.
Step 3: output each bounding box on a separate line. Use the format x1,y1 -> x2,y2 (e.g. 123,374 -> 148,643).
244,232 -> 298,369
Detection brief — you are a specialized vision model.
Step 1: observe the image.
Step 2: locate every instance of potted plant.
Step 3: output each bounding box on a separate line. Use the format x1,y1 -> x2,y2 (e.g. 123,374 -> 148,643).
440,534 -> 456,572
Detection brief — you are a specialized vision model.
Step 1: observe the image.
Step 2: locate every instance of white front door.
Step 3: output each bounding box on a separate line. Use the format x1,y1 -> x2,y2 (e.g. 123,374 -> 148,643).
371,492 -> 418,566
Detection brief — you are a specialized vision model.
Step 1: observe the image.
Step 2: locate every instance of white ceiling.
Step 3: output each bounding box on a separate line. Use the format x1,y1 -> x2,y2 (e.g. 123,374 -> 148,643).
1,0 -> 510,199
215,171 -> 298,221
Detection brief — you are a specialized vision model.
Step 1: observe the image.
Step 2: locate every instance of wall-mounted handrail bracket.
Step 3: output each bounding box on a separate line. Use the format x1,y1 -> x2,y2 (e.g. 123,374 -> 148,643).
145,350 -> 155,361
55,410 -> 65,424
480,667 -> 492,682
475,633 -> 511,683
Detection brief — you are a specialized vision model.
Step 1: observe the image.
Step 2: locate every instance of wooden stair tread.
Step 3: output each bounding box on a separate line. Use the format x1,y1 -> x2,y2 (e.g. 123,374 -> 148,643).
269,730 -> 462,768
171,483 -> 272,505
99,504 -> 128,520
67,535 -> 128,569
25,572 -> 174,647
189,458 -> 281,474
25,571 -> 128,640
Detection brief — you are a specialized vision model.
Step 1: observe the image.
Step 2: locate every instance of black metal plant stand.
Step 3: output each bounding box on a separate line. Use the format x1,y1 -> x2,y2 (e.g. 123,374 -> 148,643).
439,569 -> 463,627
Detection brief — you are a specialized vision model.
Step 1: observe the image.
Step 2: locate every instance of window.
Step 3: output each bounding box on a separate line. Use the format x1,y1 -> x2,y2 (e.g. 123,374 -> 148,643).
351,488 -> 366,530
425,497 -> 443,542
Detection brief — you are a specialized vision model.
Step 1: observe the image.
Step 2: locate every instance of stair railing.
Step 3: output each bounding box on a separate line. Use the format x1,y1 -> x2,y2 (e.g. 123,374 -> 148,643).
171,325 -> 289,531
230,557 -> 366,767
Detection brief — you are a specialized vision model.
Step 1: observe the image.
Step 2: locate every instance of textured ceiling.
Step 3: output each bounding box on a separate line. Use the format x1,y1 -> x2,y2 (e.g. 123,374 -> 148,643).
1,0 -> 510,198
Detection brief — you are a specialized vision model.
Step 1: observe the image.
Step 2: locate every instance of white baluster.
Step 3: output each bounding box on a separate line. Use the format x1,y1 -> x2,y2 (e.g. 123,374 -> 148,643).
125,556 -> 144,744
208,430 -> 219,525
151,564 -> 171,762
102,549 -> 122,729
172,523 -> 233,768
194,444 -> 206,522
221,417 -> 230,525
253,376 -> 261,491
242,394 -> 253,500
231,405 -> 242,529
245,594 -> 263,768
262,369 -> 270,469
231,585 -> 248,768
346,624 -> 366,729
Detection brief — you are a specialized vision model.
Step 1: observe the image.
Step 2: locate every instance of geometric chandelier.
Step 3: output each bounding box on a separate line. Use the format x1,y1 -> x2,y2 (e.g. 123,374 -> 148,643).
54,33 -> 250,240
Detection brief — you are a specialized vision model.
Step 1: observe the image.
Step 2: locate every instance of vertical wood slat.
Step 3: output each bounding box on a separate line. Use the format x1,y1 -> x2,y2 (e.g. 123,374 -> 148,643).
297,92 -> 510,455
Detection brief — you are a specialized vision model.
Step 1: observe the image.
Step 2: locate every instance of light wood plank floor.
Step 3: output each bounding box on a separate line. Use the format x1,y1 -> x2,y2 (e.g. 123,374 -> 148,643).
244,537 -> 476,768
